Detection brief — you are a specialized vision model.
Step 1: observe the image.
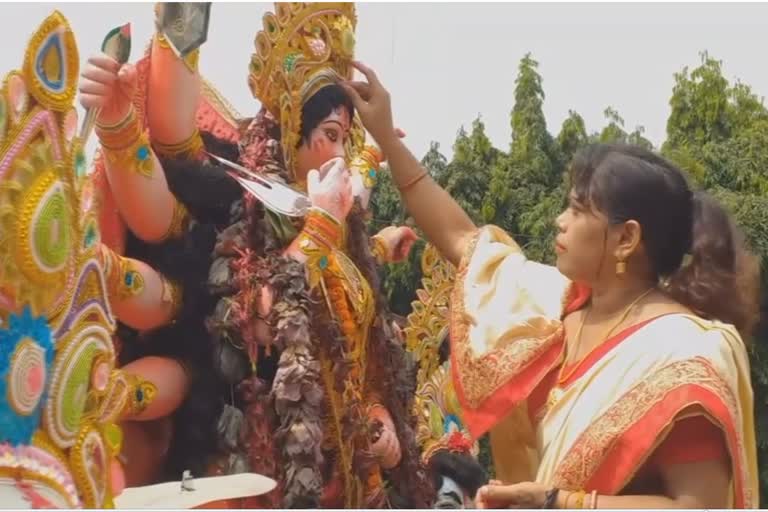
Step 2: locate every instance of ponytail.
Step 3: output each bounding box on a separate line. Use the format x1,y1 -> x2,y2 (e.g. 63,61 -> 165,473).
665,191 -> 760,340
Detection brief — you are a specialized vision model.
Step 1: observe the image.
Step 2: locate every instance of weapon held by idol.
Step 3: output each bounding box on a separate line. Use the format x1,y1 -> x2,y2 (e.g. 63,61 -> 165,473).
206,152 -> 312,217
78,23 -> 132,145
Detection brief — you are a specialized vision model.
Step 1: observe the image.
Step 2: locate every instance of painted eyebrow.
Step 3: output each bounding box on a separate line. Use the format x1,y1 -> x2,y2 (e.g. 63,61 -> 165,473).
320,120 -> 346,130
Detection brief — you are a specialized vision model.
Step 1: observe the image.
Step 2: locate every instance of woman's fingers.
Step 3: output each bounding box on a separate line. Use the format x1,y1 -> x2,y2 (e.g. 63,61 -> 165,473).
340,82 -> 366,112
343,80 -> 372,101
352,60 -> 382,90
478,484 -> 519,505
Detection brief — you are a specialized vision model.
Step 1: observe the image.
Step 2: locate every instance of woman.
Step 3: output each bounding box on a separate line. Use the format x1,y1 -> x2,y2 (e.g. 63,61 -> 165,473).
341,62 -> 760,508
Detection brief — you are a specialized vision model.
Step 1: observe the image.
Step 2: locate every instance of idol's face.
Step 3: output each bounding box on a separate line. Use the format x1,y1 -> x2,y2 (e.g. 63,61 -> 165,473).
294,106 -> 351,181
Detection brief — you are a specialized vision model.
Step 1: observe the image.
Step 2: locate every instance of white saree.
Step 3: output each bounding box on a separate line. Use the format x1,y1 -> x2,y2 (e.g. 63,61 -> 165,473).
449,226 -> 758,507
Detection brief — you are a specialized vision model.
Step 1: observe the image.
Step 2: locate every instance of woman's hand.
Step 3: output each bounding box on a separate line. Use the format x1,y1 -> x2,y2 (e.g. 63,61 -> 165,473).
79,54 -> 137,126
341,61 -> 399,151
374,226 -> 419,263
306,157 -> 353,223
475,481 -> 548,509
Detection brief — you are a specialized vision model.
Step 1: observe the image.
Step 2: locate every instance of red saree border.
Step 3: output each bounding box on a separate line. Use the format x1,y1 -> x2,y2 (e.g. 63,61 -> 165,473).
450,229 -> 576,438
551,357 -> 752,508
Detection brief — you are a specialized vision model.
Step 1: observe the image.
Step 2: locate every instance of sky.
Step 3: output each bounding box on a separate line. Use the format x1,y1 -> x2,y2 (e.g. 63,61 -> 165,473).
2,2 -> 768,160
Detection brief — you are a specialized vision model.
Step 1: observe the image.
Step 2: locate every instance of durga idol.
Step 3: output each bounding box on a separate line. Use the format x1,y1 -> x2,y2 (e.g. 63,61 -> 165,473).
80,2 -> 430,508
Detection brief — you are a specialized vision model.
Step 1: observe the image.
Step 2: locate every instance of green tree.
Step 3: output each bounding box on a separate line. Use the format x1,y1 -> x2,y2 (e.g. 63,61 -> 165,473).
712,188 -> 768,500
665,51 -> 731,150
445,119 -> 498,224
485,53 -> 561,234
371,145 -> 450,315
423,141 -> 449,187
557,110 -> 588,163
596,107 -> 653,149
663,51 -> 768,502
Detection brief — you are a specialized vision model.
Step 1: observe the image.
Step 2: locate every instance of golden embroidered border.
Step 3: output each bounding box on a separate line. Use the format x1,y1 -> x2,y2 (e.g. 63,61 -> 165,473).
551,357 -> 748,504
200,78 -> 242,127
450,228 -> 566,409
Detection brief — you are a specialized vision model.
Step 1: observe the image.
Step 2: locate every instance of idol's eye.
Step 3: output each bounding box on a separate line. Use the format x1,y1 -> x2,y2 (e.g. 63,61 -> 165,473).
324,128 -> 339,143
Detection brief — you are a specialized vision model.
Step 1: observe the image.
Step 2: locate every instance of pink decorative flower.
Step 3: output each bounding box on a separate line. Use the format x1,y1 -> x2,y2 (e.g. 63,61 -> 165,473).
308,38 -> 326,56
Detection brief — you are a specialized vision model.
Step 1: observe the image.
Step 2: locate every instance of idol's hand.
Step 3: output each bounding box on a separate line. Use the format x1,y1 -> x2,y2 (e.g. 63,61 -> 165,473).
342,61 -> 399,150
374,226 -> 418,263
79,54 -> 138,127
306,157 -> 353,223
350,170 -> 370,210
475,481 -> 547,509
368,405 -> 402,469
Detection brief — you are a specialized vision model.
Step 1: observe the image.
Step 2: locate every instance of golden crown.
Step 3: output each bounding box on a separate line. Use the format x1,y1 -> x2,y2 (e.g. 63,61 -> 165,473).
248,2 -> 362,174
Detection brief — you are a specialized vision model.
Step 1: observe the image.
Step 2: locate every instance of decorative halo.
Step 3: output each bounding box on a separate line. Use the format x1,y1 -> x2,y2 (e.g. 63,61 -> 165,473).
81,217 -> 99,253
69,422 -> 109,507
95,370 -> 128,424
0,306 -> 54,445
0,93 -> 7,143
89,355 -> 110,394
22,11 -> 79,113
0,443 -> 81,507
15,165 -> 75,307
43,323 -> 110,448
4,72 -> 29,123
62,107 -> 77,145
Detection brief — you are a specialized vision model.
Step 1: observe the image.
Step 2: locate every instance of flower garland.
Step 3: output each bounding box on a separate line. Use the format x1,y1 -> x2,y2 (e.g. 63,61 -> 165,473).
322,255 -> 386,508
230,116 -> 327,508
345,204 -> 433,508
268,252 -> 325,508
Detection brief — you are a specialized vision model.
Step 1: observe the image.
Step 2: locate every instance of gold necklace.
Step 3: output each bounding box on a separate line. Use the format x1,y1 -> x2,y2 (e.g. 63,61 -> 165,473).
546,287 -> 655,410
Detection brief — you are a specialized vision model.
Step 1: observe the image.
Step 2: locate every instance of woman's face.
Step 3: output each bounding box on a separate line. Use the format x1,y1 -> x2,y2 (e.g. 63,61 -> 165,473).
295,106 -> 351,181
553,191 -> 617,282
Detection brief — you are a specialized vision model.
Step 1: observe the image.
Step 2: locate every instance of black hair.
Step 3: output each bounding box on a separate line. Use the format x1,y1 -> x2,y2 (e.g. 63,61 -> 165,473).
298,84 -> 354,147
569,143 -> 760,338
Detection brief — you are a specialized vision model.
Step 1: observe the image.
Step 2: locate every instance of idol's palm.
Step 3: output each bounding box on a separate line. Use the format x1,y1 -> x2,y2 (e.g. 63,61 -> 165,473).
79,53 -> 137,126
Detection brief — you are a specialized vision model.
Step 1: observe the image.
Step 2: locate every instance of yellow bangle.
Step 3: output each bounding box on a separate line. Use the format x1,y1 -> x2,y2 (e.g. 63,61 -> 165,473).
102,130 -> 154,178
572,490 -> 586,509
183,48 -> 201,73
155,32 -> 200,72
352,145 -> 383,189
159,273 -> 184,321
119,259 -> 145,300
96,108 -> 141,149
101,247 -> 145,301
154,129 -> 205,160
370,235 -> 388,264
153,198 -> 190,242
95,107 -> 136,133
303,207 -> 344,250
122,373 -> 158,418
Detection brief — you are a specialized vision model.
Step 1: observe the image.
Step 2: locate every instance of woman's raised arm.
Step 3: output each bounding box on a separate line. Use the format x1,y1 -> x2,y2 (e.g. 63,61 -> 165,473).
342,62 -> 477,266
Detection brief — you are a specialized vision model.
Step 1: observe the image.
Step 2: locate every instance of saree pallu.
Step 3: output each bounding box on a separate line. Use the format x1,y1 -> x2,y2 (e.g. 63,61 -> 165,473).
449,226 -> 758,508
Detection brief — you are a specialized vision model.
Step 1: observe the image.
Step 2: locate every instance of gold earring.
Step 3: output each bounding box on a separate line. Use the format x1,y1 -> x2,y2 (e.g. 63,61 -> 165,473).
616,260 -> 626,276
